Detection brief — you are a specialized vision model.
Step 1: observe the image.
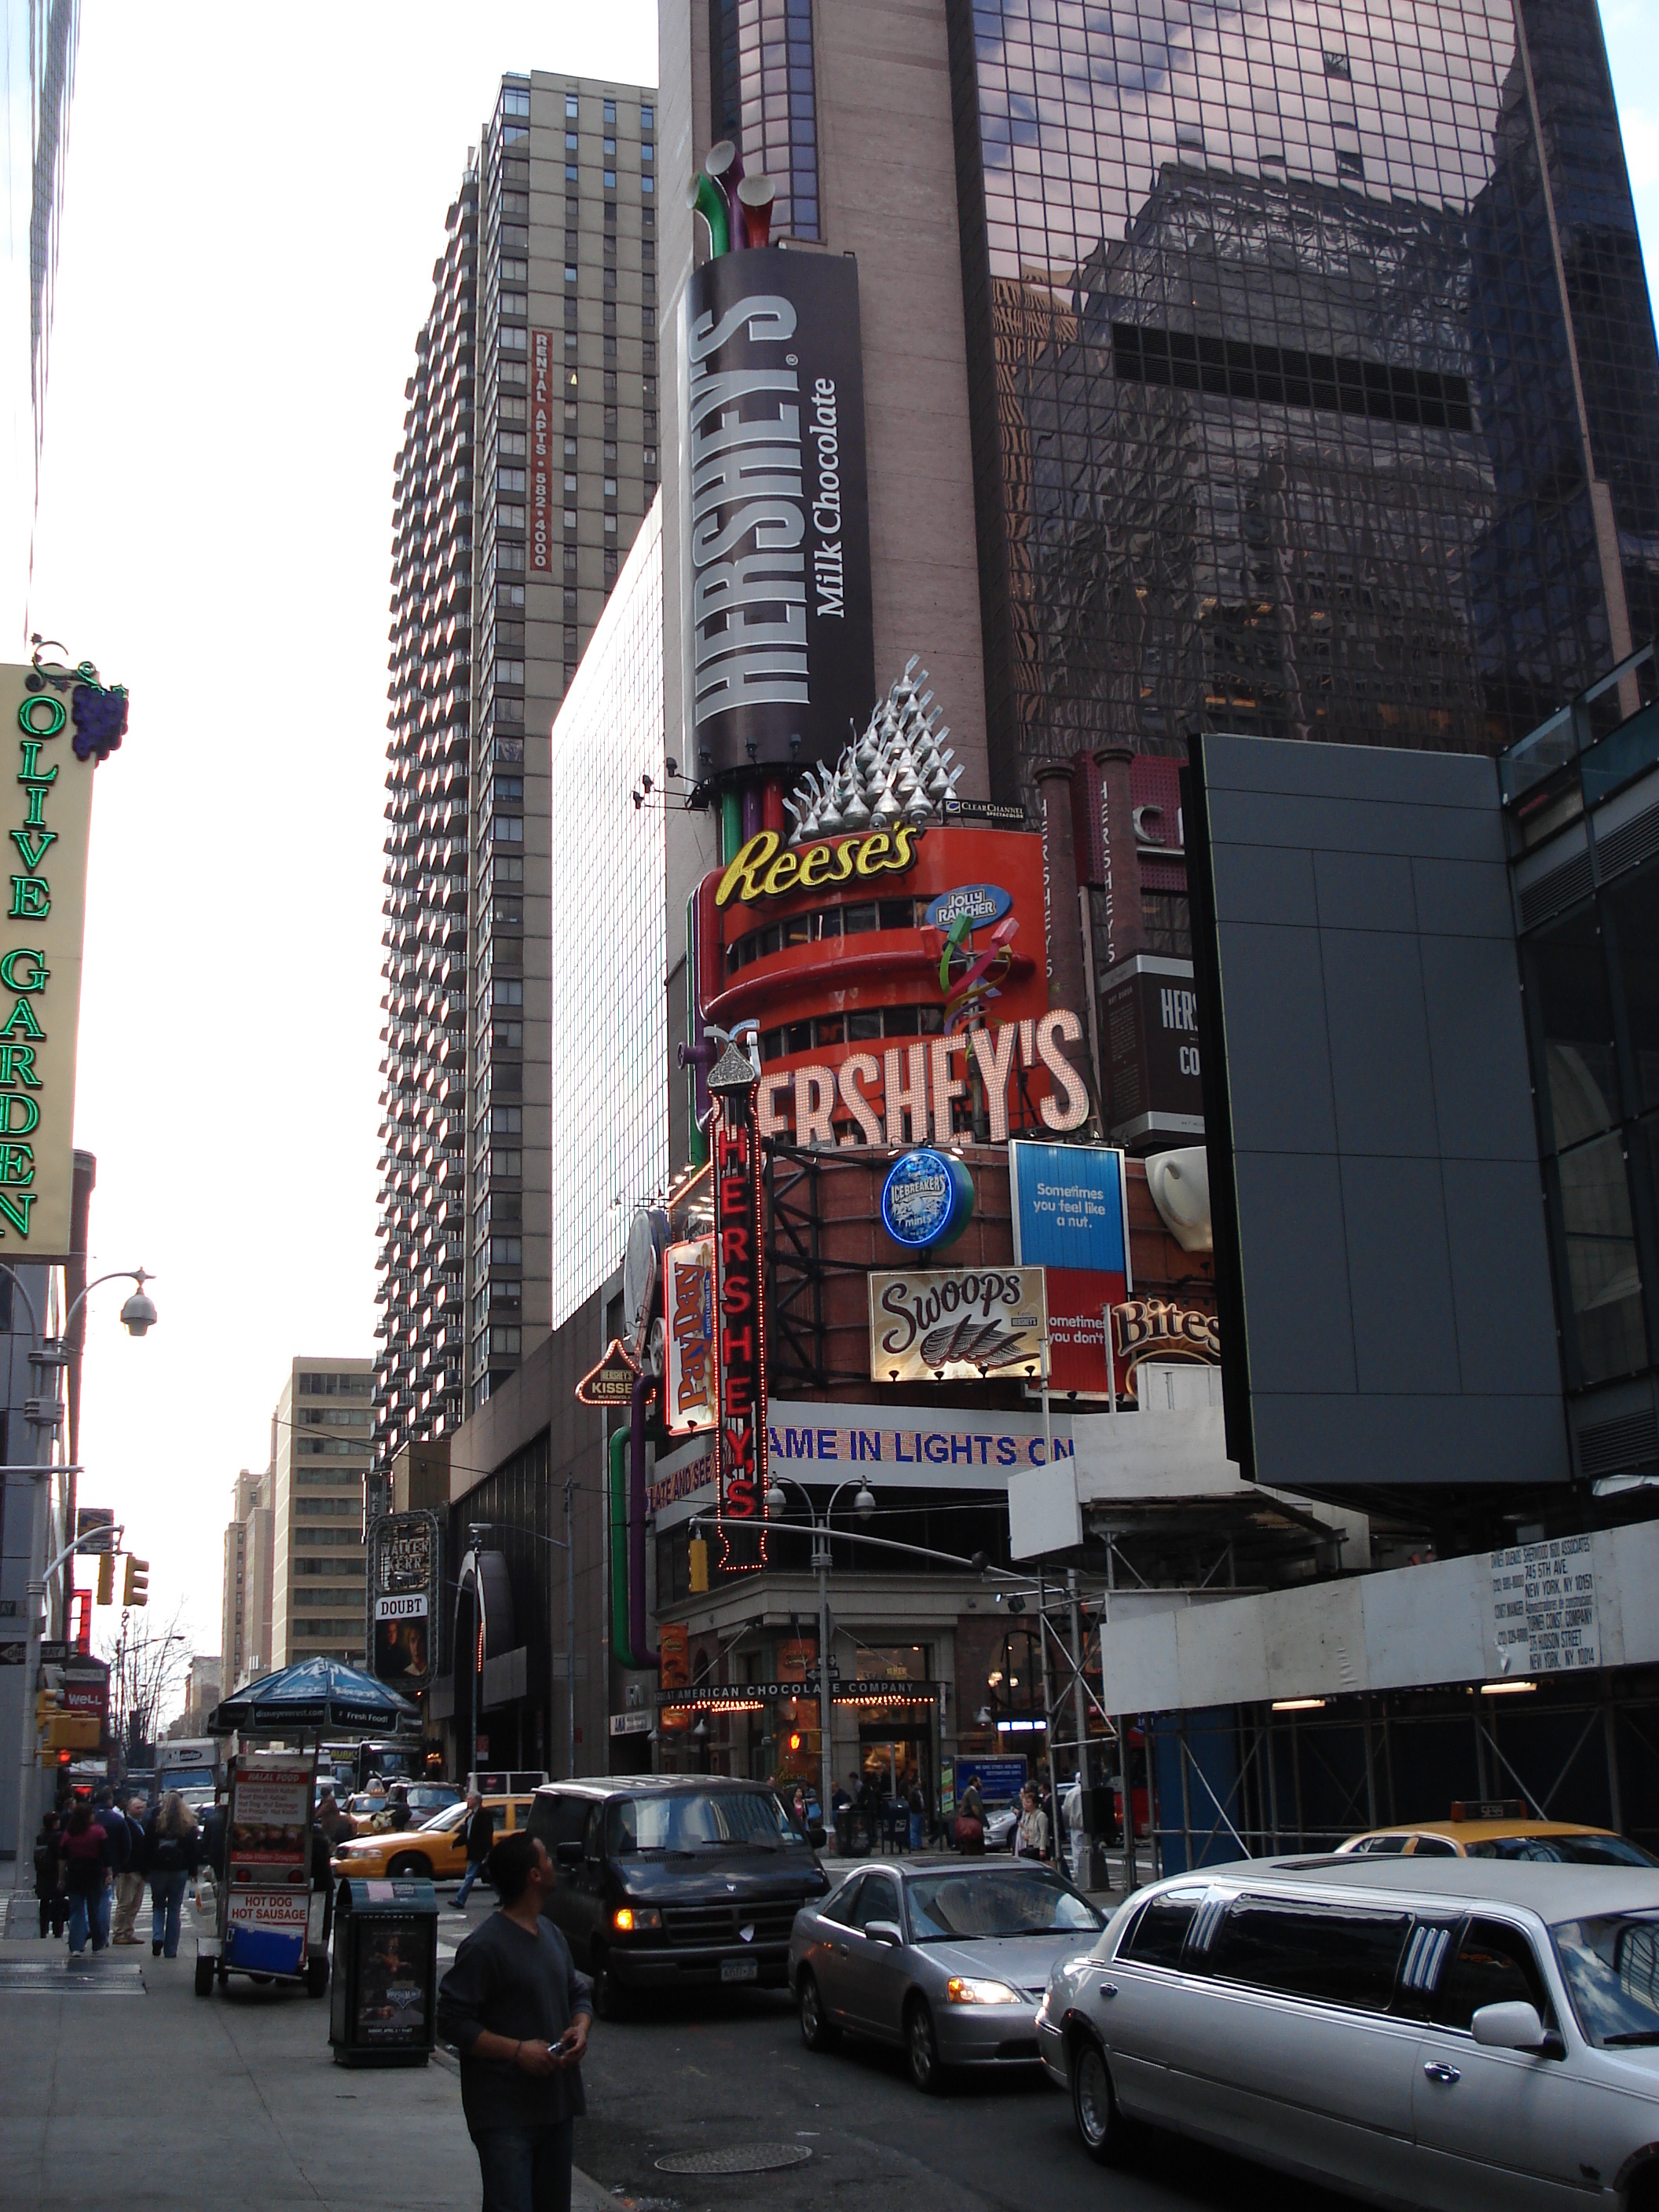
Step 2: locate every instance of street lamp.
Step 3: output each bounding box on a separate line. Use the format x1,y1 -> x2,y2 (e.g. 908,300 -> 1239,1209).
762,1474 -> 876,1844
6,1265 -> 156,1886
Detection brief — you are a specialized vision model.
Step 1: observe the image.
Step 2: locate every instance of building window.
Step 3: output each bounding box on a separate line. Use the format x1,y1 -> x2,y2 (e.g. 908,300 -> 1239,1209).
603,170 -> 616,190
566,94 -> 578,119
502,86 -> 530,118
603,98 -> 615,123
640,104 -> 653,129
565,130 -> 578,152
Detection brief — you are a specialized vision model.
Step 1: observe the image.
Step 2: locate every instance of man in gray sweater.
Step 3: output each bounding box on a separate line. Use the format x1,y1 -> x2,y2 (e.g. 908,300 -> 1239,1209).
437,1829 -> 594,2212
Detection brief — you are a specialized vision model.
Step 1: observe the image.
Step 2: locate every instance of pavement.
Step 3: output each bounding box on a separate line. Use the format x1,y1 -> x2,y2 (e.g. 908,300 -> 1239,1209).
0,1884 -> 611,2212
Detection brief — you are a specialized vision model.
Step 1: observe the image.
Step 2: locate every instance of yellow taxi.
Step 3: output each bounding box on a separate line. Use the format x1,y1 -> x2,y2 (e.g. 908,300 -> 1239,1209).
328,1795 -> 537,1882
1338,1798 -> 1657,1866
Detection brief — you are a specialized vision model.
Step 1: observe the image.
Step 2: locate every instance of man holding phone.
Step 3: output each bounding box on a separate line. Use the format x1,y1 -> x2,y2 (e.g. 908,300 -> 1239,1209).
438,1829 -> 595,2212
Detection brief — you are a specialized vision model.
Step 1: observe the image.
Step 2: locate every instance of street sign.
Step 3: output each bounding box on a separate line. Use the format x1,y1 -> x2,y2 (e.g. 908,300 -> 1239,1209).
574,1338 -> 644,1408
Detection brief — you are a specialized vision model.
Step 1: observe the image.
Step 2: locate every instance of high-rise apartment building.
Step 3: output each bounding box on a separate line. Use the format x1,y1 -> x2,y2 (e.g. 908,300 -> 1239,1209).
269,1360 -> 373,1668
377,68 -> 658,1482
219,1465 -> 273,1689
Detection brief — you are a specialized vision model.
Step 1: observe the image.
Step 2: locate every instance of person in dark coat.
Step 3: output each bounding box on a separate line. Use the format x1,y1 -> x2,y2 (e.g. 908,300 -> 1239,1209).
437,1831 -> 592,2212
58,1801 -> 112,1953
33,1811 -> 67,1939
453,1792 -> 496,1912
145,1790 -> 201,1958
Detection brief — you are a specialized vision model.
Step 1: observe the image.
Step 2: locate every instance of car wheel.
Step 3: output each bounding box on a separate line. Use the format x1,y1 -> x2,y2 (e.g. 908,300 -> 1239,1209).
590,1947 -> 628,2021
905,1998 -> 947,2095
798,1970 -> 840,2052
1071,2035 -> 1122,2164
386,1854 -> 430,1879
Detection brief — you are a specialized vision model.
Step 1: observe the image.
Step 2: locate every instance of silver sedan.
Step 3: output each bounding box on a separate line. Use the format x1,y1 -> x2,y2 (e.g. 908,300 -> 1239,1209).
788,1858 -> 1104,2092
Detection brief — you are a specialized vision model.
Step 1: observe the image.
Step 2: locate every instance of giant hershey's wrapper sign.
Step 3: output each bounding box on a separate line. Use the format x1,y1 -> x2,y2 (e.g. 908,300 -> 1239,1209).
870,1265 -> 1047,1384
682,247 -> 873,781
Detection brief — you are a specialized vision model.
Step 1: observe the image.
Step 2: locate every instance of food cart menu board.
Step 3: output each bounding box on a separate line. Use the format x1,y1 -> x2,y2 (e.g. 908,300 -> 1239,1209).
229,1753 -> 314,1888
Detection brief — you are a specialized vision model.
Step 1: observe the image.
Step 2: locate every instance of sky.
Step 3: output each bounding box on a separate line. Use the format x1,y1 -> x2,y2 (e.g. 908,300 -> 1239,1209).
8,0 -> 1659,1684
20,5 -> 656,1670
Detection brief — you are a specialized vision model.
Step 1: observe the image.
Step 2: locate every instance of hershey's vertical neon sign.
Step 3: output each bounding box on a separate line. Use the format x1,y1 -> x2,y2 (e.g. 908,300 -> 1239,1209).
713,1093 -> 768,1568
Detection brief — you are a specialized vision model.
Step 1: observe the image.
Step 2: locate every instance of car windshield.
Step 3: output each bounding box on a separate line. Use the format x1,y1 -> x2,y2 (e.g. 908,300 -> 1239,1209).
906,1868 -> 1104,1940
605,1792 -> 793,1854
1553,1914 -> 1659,2046
1468,1833 -> 1657,1867
423,1802 -> 469,1833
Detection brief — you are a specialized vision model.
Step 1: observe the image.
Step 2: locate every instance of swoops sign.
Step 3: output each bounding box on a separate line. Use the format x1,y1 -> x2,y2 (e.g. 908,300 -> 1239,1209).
681,247 -> 873,784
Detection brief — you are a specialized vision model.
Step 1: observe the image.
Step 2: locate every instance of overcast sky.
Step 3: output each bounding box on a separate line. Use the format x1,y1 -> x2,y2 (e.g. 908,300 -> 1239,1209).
11,0 -> 1659,1679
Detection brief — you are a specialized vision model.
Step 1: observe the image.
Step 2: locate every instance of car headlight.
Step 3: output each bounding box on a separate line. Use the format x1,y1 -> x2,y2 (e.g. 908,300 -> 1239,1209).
946,1976 -> 1024,2006
613,1906 -> 662,1933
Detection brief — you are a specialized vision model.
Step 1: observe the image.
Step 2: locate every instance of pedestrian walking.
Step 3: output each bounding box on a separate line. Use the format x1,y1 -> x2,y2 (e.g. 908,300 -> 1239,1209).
32,1811 -> 68,1939
954,1778 -> 985,1855
57,1800 -> 112,1953
453,1791 -> 496,1912
906,1778 -> 926,1852
145,1789 -> 201,1959
316,1789 -> 351,1849
1015,1783 -> 1050,1862
437,1831 -> 593,2212
89,1788 -> 132,1950
111,1795 -> 149,1943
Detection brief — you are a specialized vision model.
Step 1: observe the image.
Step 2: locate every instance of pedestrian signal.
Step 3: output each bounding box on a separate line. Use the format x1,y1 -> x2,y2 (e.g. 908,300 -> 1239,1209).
96,1551 -> 114,1605
123,1555 -> 148,1606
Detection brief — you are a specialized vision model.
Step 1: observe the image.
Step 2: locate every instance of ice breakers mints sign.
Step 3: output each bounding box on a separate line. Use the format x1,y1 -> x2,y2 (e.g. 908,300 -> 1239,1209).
881,1147 -> 974,1250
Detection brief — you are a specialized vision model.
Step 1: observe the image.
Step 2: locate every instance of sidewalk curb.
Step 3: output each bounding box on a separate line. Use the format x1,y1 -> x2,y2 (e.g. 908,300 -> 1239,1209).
430,2046 -> 608,2210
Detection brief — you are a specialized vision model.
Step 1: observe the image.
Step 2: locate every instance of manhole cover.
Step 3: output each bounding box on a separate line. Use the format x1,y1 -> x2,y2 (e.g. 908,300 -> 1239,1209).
0,1962 -> 145,1995
654,2147 -> 812,2177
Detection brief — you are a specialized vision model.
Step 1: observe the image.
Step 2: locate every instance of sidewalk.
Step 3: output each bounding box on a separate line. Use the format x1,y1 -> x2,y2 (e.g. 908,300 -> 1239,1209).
0,1896 -> 608,2212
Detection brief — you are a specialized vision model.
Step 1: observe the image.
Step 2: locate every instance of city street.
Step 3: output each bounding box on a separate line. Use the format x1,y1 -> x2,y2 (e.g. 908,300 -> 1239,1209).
0,1888 -> 1353,2212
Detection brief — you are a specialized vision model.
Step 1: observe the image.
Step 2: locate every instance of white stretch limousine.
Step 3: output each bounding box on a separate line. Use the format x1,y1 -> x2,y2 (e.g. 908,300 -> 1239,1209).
1037,1855 -> 1659,2210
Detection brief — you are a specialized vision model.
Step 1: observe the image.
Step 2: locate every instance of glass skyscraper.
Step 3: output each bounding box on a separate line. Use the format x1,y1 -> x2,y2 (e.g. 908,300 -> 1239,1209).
943,0 -> 1659,806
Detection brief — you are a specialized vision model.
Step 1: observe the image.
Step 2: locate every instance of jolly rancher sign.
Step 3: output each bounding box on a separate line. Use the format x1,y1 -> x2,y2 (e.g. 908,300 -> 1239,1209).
0,650 -> 125,1251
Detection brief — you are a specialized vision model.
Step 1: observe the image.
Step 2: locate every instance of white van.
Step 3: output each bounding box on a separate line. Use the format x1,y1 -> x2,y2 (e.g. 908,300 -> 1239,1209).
1038,1853 -> 1659,2208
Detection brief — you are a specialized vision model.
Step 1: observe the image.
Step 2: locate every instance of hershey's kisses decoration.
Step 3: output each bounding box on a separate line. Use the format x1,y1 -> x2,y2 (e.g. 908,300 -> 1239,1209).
708,1038 -> 769,1570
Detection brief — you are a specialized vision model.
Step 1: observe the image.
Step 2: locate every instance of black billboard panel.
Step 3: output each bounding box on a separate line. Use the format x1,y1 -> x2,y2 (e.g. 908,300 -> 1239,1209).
1185,731 -> 1569,1498
683,247 -> 874,784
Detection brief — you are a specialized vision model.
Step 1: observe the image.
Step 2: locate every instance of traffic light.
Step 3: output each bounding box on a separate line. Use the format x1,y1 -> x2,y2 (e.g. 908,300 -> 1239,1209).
95,1551 -> 113,1606
123,1555 -> 148,1606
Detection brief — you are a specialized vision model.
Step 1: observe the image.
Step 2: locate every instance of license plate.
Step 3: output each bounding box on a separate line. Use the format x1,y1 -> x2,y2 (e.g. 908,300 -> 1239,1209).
720,1957 -> 759,1983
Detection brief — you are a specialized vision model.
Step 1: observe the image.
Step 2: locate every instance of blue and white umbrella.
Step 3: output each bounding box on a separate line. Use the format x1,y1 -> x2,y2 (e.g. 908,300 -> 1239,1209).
207,1655 -> 419,1738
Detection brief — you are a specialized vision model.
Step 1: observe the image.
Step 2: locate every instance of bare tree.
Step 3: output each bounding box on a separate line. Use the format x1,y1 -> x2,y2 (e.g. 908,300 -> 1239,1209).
97,1604 -> 192,1768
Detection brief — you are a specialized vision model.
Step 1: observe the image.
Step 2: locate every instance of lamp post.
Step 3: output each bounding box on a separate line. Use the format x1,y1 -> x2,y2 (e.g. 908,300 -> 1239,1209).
8,1265 -> 155,1884
763,1474 -> 874,1846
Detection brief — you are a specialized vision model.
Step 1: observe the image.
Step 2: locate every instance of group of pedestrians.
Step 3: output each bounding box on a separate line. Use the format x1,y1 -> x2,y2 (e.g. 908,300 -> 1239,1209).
32,1786 -> 201,1958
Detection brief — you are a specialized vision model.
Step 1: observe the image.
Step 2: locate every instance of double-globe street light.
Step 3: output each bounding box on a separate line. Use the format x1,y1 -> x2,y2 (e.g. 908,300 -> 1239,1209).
760,1474 -> 874,1837
5,1263 -> 156,1882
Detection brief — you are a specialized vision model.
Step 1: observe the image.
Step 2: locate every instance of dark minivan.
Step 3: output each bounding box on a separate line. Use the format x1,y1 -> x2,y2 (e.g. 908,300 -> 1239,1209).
527,1777 -> 830,2014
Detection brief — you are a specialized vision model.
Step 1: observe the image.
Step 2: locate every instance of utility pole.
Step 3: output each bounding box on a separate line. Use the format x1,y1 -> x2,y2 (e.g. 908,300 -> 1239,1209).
1068,1567 -> 1094,1887
565,1475 -> 576,1779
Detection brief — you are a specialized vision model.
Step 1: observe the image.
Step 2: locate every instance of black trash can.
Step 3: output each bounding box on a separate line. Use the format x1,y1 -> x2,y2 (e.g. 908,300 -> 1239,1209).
328,1876 -> 439,2067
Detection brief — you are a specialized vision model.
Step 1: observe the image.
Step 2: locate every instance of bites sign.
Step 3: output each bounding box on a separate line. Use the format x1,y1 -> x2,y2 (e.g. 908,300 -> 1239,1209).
682,247 -> 874,783
712,1108 -> 769,1564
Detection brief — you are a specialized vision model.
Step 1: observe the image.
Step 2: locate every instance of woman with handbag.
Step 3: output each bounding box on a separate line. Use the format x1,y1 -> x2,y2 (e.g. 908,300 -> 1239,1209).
954,1778 -> 985,1855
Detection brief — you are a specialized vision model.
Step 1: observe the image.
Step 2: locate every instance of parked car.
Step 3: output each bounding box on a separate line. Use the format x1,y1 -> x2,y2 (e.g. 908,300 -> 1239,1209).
329,1793 -> 534,1881
1340,1804 -> 1658,1867
790,1857 -> 1104,2092
984,1804 -> 1020,1853
526,1777 -> 829,2017
1038,1852 -> 1659,2208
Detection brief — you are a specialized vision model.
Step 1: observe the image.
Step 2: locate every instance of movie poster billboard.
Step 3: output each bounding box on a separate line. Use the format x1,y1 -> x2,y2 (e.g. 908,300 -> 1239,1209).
370,1511 -> 440,1688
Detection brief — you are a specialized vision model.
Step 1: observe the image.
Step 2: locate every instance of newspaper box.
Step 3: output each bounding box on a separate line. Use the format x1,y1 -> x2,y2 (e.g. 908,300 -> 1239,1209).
195,1749 -> 328,1998
328,1874 -> 438,2067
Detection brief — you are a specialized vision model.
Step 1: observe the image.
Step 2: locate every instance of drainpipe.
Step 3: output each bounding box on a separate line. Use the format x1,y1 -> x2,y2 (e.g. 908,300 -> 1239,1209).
609,1429 -> 639,1670
628,1375 -> 659,1668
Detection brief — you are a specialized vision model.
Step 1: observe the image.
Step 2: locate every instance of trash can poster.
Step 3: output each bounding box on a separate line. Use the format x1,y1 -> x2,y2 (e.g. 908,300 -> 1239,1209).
354,1922 -> 430,2047
1008,1141 -> 1130,1397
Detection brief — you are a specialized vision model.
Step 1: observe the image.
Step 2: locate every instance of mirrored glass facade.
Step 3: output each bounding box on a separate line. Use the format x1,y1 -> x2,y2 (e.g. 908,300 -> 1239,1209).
944,0 -> 1659,808
709,0 -> 820,240
547,493 -> 668,1328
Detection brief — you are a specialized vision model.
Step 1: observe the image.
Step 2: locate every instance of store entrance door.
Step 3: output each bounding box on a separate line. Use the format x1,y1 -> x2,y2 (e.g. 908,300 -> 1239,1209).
858,1727 -> 932,1850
